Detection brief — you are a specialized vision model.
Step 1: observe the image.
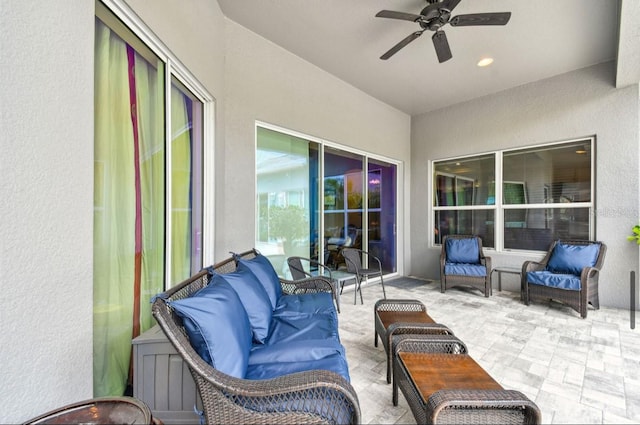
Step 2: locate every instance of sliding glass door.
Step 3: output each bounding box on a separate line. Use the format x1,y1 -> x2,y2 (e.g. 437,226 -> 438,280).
256,125 -> 397,277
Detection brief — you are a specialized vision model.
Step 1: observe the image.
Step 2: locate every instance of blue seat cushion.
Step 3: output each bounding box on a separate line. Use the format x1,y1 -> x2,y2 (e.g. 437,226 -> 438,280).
212,268 -> 273,344
249,339 -> 345,365
444,263 -> 487,276
446,238 -> 480,264
266,314 -> 339,345
527,270 -> 581,290
245,351 -> 350,382
273,292 -> 336,318
168,280 -> 252,378
237,253 -> 283,310
547,242 -> 600,275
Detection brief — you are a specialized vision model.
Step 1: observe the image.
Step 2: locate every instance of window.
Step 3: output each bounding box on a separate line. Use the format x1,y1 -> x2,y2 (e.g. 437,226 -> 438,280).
433,138 -> 594,251
433,155 -> 495,246
94,1 -> 212,397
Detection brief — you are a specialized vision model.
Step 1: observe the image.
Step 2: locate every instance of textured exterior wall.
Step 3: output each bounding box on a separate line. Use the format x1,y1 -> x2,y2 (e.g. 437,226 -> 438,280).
0,0 -> 227,422
0,1 -> 95,421
222,19 -> 411,267
411,62 -> 640,310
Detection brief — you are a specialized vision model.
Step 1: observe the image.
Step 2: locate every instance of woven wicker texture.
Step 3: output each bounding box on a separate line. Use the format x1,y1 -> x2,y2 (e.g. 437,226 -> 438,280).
152,249 -> 361,424
440,235 -> 492,297
522,239 -> 606,318
392,334 -> 541,424
374,299 -> 453,384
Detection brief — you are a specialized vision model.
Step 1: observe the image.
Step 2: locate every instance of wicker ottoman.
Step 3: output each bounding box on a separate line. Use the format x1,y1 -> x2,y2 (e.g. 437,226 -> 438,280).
374,299 -> 453,383
392,335 -> 541,424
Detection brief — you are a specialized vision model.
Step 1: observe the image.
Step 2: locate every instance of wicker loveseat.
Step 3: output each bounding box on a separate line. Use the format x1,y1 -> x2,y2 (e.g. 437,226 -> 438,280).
151,249 -> 360,424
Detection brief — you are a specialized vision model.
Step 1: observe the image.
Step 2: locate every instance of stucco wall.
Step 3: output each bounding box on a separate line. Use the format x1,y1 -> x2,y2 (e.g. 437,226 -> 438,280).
411,62 -> 640,310
0,0 -> 227,422
0,0 -> 95,421
221,19 -> 412,268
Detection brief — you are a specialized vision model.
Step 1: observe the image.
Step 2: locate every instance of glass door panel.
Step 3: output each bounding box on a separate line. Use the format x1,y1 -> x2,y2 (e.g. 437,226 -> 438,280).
256,127 -> 320,276
324,148 -> 363,270
368,159 -> 397,274
170,77 -> 204,283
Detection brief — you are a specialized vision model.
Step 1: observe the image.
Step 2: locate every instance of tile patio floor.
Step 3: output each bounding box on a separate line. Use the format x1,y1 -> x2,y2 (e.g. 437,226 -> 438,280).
337,277 -> 640,424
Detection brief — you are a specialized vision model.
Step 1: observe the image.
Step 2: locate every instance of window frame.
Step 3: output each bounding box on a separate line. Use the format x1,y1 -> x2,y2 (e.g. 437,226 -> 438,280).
98,0 -> 216,284
431,136 -> 595,252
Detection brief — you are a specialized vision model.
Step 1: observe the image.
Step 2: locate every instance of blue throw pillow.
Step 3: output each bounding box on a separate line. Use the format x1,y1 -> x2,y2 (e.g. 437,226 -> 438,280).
237,253 -> 283,310
445,238 -> 479,264
547,242 -> 600,275
212,268 -> 273,344
168,280 -> 252,378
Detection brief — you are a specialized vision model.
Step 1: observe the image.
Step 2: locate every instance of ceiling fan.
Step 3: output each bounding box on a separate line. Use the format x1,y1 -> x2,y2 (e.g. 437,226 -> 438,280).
375,0 -> 511,63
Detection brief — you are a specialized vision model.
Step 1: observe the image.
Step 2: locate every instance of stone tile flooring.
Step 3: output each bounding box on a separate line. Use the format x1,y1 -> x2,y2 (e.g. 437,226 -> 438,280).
337,277 -> 640,424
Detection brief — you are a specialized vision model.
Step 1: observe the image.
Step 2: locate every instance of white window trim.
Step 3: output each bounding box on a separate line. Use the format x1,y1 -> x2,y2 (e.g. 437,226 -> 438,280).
98,0 -> 216,281
255,120 -> 404,277
431,136 -> 596,252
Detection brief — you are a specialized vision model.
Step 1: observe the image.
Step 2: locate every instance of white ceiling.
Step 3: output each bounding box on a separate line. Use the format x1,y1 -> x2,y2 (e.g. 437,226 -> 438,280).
217,0 -> 639,116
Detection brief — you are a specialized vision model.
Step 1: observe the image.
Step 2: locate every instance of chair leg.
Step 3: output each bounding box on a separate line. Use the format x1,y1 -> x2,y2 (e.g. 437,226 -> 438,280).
381,275 -> 387,299
359,277 -> 364,305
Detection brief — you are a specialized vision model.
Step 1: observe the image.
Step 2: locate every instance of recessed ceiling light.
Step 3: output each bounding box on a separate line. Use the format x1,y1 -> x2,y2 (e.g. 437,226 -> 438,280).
477,57 -> 494,67
575,149 -> 587,154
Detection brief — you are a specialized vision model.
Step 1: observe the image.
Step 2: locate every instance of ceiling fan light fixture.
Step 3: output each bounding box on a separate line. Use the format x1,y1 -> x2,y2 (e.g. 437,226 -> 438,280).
477,57 -> 494,67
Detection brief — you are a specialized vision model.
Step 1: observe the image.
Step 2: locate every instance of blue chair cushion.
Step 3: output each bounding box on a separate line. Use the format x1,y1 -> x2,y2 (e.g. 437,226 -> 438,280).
237,253 -> 283,310
168,280 -> 252,378
446,238 -> 479,264
273,292 -> 336,318
444,263 -> 487,276
547,242 -> 600,275
212,268 -> 273,344
527,270 -> 582,290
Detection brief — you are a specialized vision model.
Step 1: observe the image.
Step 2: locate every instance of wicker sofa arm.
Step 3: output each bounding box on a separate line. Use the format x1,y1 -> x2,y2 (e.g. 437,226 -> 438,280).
279,276 -> 334,295
426,389 -> 542,424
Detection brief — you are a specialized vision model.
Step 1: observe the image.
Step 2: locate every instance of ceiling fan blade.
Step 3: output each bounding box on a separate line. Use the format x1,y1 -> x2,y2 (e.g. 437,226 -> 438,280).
380,31 -> 424,60
432,31 -> 452,63
440,0 -> 462,13
450,12 -> 511,26
375,10 -> 421,22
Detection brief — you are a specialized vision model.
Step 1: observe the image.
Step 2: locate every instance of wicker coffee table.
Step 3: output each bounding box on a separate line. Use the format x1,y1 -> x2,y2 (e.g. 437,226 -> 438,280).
374,299 -> 453,383
392,335 -> 541,424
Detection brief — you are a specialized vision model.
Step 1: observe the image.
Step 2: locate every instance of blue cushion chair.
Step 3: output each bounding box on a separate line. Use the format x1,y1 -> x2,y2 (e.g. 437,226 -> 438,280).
523,239 -> 606,318
440,235 -> 492,297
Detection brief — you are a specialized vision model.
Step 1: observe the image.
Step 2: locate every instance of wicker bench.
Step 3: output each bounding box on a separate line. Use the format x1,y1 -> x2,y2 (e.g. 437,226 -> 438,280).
392,335 -> 541,424
152,249 -> 360,424
374,299 -> 453,384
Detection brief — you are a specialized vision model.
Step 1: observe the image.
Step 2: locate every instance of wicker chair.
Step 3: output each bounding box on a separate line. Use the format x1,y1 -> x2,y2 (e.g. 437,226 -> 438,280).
151,249 -> 361,424
439,235 -> 492,297
523,239 -> 606,318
